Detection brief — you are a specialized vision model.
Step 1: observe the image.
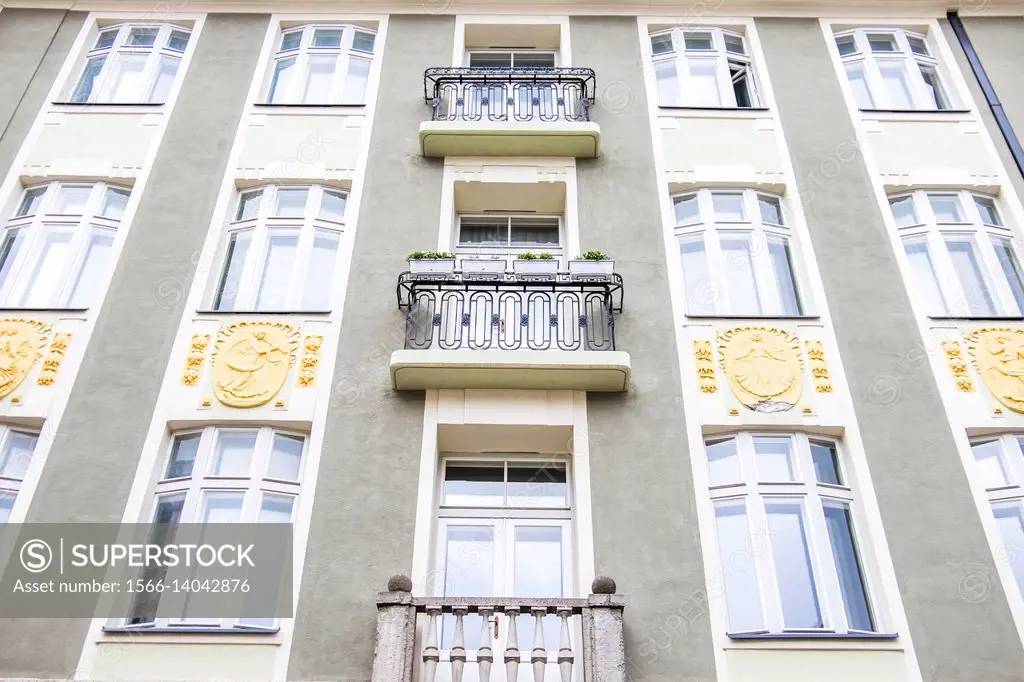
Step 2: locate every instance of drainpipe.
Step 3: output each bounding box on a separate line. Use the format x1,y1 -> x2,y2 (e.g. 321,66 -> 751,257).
947,11 -> 1024,181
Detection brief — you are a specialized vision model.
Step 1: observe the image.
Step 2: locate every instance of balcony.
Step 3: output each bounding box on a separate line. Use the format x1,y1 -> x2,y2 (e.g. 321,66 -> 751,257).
419,67 -> 601,158
389,270 -> 630,392
371,575 -> 626,682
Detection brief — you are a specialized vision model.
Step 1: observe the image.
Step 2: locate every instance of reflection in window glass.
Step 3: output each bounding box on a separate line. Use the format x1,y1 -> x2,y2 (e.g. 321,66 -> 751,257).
679,235 -> 715,316
972,440 -> 1011,489
210,431 -> 258,477
902,239 -> 947,315
706,438 -> 741,486
443,464 -> 504,507
823,502 -> 874,631
715,501 -> 764,631
213,230 -> 251,311
754,436 -> 796,482
302,230 -> 340,310
255,233 -> 299,309
768,236 -> 802,316
766,500 -> 823,629
719,234 -> 762,315
889,196 -> 918,227
993,503 -> 1024,597
507,463 -> 568,508
945,236 -> 996,317
810,441 -> 842,486
67,229 -> 115,308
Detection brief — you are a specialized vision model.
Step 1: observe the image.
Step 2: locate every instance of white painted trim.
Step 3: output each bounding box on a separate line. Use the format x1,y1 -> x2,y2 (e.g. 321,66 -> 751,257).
452,14 -> 571,66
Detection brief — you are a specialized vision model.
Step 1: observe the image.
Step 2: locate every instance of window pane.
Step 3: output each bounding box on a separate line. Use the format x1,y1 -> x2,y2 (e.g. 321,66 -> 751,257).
442,525 -> 494,650
651,34 -> 674,55
878,62 -> 913,109
459,218 -> 507,246
52,185 -> 92,214
867,34 -> 898,52
685,57 -> 721,107
259,494 -> 294,523
71,56 -> 106,103
352,31 -> 376,53
972,440 -> 1011,489
95,28 -> 119,50
975,196 -> 1002,226
154,492 -> 186,523
0,492 -> 15,523
302,55 -> 337,103
266,433 -> 304,481
19,228 -> 74,307
280,31 -> 302,51
754,436 -> 796,481
168,30 -> 190,52
274,188 -> 308,217
823,502 -> 874,631
510,217 -> 559,246
255,232 -> 299,310
902,239 -> 948,315
810,441 -> 842,486
928,194 -> 965,223
443,464 -> 504,506
164,433 -> 200,479
312,28 -> 343,48
107,54 -> 148,102
889,196 -> 918,227
127,27 -> 158,47
507,463 -> 568,507
843,61 -> 874,108
213,230 -> 252,311
724,34 -> 746,55
210,430 -> 258,477
768,236 -> 802,316
514,526 -> 564,653
706,438 -> 741,486
683,32 -> 713,50
730,61 -> 755,108
236,190 -> 263,221
0,431 -> 38,480
719,234 -> 762,315
907,36 -> 929,55
714,501 -> 764,631
758,195 -> 783,225
0,230 -> 26,296
945,236 -> 996,316
468,52 -> 512,67
919,64 -> 949,110
149,55 -> 180,103
302,230 -> 340,310
835,35 -> 857,56
766,501 -> 823,629
17,187 -> 47,217
992,502 -> 1024,597
513,51 -> 556,66
320,189 -> 347,222
655,60 -> 680,106
199,491 -> 245,523
67,228 -> 115,308
993,237 -> 1024,316
341,56 -> 371,104
100,188 -> 130,219
268,57 -> 297,103
674,194 -> 700,226
679,234 -> 715,315
712,193 -> 745,222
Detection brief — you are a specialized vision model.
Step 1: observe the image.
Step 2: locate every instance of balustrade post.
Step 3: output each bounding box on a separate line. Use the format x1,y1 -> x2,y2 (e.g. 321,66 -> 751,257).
478,606 -> 495,681
583,577 -> 626,682
504,606 -> 521,681
371,575 -> 417,682
531,607 -> 547,682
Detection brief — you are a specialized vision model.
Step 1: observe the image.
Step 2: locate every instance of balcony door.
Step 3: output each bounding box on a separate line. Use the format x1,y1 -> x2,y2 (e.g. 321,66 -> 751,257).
465,51 -> 557,122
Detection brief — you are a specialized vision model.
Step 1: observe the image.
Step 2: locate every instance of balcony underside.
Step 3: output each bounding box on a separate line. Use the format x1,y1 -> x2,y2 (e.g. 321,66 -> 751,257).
390,349 -> 630,391
419,121 -> 602,158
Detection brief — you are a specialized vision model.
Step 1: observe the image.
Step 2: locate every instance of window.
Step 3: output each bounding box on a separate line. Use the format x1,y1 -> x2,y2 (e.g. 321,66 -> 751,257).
649,27 -> 759,108
0,182 -> 128,308
265,24 -> 376,104
455,214 -> 562,263
125,426 -> 305,628
969,436 -> 1024,599
67,23 -> 191,104
0,427 -> 40,523
211,185 -> 345,311
674,189 -> 803,316
888,190 -> 1024,317
834,29 -> 951,111
705,433 -> 877,634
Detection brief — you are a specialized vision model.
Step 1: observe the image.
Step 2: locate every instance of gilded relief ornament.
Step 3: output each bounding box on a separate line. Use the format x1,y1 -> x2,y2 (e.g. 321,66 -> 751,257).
297,335 -> 324,387
804,340 -> 834,394
966,327 -> 1024,413
692,340 -> 718,393
0,318 -> 51,399
181,334 -> 211,386
942,340 -> 974,393
210,322 -> 299,408
717,326 -> 803,413
36,333 -> 72,386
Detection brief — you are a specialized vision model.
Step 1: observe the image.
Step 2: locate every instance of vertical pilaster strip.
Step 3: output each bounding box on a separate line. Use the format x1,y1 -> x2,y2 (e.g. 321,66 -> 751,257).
571,16 -> 718,681
287,15 -> 454,680
0,15 -> 269,677
757,17 -> 1024,678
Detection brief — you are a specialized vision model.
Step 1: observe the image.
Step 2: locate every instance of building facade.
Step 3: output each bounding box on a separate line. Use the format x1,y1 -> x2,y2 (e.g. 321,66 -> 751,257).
0,1 -> 1024,681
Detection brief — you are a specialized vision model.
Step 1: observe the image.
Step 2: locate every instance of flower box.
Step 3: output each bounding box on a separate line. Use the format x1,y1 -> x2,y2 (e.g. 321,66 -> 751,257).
568,259 -> 614,281
408,258 -> 456,278
461,258 -> 507,280
513,258 -> 559,280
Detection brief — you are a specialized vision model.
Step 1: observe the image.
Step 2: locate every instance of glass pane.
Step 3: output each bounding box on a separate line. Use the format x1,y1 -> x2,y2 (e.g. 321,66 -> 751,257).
844,61 -> 874,108
754,436 -> 796,481
907,36 -> 929,55
459,217 -> 507,246
255,232 -> 299,310
164,433 -> 200,479
67,228 -> 115,308
867,34 -> 897,52
320,189 -> 347,222
236,190 -> 263,221
16,187 -> 46,217
274,188 -> 308,217
53,185 -> 92,214
971,440 -> 1011,489
683,32 -> 713,50
341,56 -> 371,104
514,526 -> 564,653
353,31 -> 376,53
823,502 -> 874,631
259,494 -> 294,523
655,60 -> 680,106
127,27 -> 158,47
469,52 -> 512,67
154,492 -> 186,523
945,236 -> 996,316
929,194 -> 965,223
213,230 -> 252,311
719,234 -> 762,315
902,239 -> 948,315
513,52 -> 555,68
149,55 -> 180,103
712,193 -> 745,222
302,55 -> 337,103
919,64 -> 949,110
0,229 -> 26,295
992,503 -> 1024,597
765,500 -> 823,629
100,188 -> 130,219
993,237 -> 1024,316
685,57 -> 721,107
878,62 -> 913,109
268,57 -> 297,103
835,35 -> 857,56
768,236 -> 802,316
674,194 -> 700,225
706,438 -> 741,486
168,29 -> 190,52
312,29 -> 343,48
714,501 -> 764,631
0,492 -> 15,523
442,526 -> 494,650
199,491 -> 245,523
0,431 -> 38,480
679,234 -> 715,315
210,430 -> 258,477
889,196 -> 918,227
95,28 -> 119,50
510,217 -> 559,246
280,31 -> 302,51
758,195 -> 783,225
302,230 -> 340,310
810,441 -> 842,486
107,54 -> 148,102
443,464 -> 504,506
975,196 -> 1002,226
19,228 -> 74,307
651,34 -> 674,55
724,34 -> 746,55
730,61 -> 755,108
71,56 -> 106,103
507,463 -> 568,507
267,433 -> 304,481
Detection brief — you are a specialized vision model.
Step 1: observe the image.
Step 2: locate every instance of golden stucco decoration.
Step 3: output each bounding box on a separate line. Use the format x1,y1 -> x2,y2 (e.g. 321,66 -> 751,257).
0,318 -> 51,399
181,334 -> 211,386
717,326 -> 803,413
804,339 -> 833,394
36,333 -> 72,386
693,340 -> 717,393
966,327 -> 1024,413
942,340 -> 974,393
210,322 -> 300,408
297,335 -> 324,387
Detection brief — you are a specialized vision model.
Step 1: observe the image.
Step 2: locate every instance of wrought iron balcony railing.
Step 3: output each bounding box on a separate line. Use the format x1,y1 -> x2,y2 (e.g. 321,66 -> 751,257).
396,271 -> 624,352
423,67 -> 597,123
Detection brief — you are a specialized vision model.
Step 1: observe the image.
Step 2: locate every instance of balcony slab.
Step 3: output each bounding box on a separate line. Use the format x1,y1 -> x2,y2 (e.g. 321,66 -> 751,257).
390,349 -> 630,391
419,121 -> 601,158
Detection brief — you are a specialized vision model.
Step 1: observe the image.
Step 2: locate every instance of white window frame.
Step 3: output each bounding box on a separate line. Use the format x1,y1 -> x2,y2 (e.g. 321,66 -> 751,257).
704,432 -> 881,635
66,22 -> 192,104
453,213 -> 565,263
969,434 -> 1024,600
834,28 -> 953,111
649,27 -> 760,108
209,185 -> 347,312
0,427 -> 41,523
123,425 -> 307,630
0,181 -> 129,308
673,188 -> 805,316
889,189 -> 1024,317
263,24 -> 377,105
464,49 -> 559,68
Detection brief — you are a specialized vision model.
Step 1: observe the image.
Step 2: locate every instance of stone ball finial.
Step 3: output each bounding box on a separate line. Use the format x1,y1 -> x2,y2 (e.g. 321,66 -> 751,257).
591,576 -> 616,594
387,574 -> 413,593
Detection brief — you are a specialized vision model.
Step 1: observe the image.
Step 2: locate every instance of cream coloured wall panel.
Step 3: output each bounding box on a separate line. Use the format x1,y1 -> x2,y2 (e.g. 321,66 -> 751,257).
236,113 -> 364,181
24,111 -> 158,177
865,119 -> 998,186
94,642 -> 277,681
658,116 -> 784,182
726,648 -> 910,682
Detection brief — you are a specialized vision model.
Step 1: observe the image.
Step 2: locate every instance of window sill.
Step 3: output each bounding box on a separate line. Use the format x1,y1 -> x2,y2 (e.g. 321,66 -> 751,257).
195,309 -> 332,315
251,103 -> 367,115
928,315 -> 1024,321
102,626 -> 280,635
0,307 -> 89,313
51,101 -> 166,109
685,314 -> 820,321
728,631 -> 899,641
657,106 -> 772,118
857,108 -> 973,123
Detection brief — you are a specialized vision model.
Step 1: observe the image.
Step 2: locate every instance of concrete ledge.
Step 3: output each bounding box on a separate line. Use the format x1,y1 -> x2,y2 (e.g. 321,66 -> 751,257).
390,349 -> 630,391
419,120 -> 601,158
